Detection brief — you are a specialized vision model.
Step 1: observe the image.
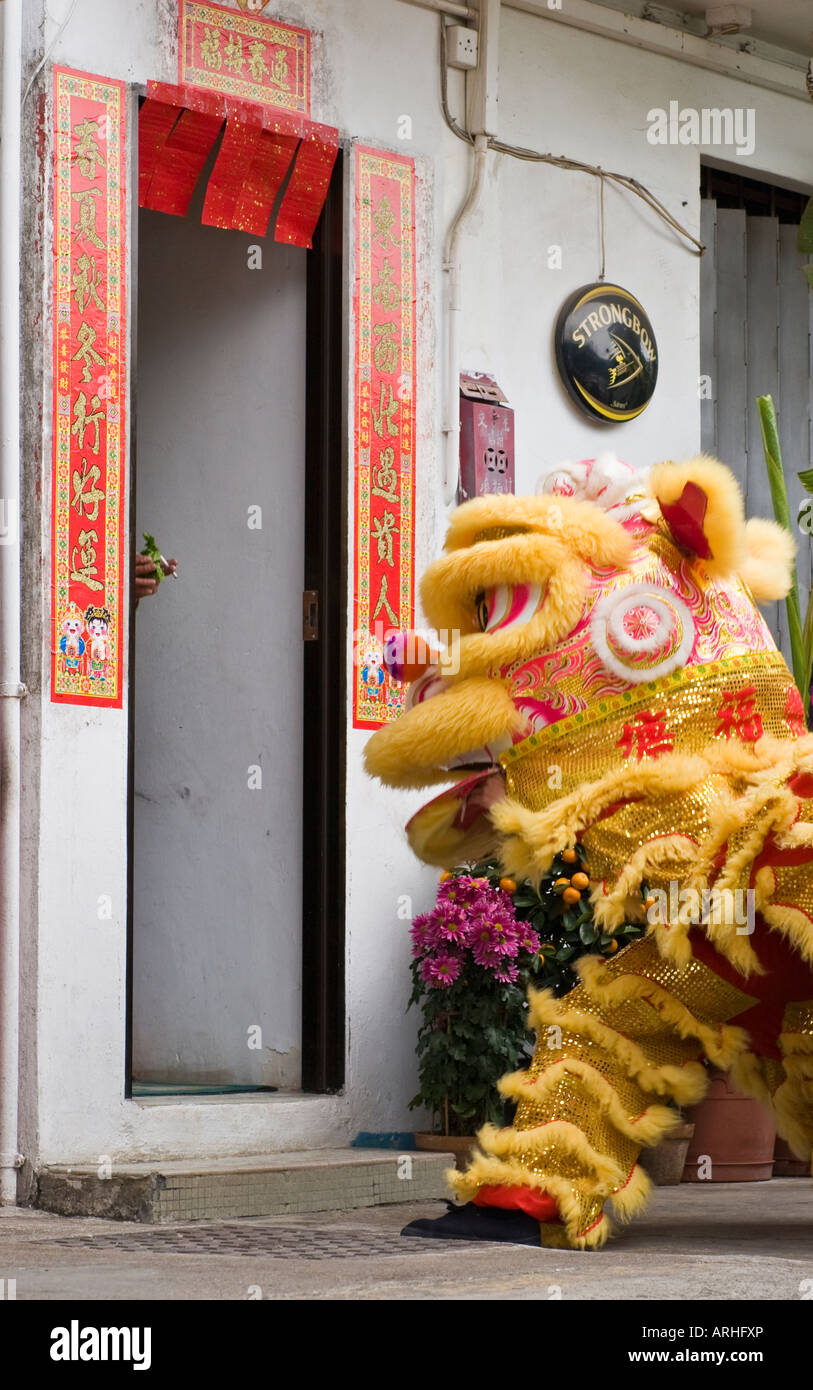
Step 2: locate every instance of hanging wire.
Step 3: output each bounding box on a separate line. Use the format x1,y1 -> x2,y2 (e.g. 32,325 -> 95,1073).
598,172 -> 606,280
439,17 -> 705,257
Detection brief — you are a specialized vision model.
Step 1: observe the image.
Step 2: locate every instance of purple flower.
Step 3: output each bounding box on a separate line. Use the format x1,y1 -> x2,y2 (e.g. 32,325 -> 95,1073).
410,913 -> 437,959
473,942 -> 504,972
420,950 -> 462,989
437,874 -> 486,910
517,926 -> 541,954
469,902 -> 519,958
429,899 -> 471,946
494,962 -> 519,984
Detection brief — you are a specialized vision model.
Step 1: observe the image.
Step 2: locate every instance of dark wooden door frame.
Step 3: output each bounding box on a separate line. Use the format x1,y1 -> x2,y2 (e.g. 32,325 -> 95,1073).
125,143 -> 347,1097
301,148 -> 346,1093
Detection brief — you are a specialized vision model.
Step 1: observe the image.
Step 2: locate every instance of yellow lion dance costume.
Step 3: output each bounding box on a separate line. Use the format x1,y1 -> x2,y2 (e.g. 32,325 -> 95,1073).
365,453 -> 813,1250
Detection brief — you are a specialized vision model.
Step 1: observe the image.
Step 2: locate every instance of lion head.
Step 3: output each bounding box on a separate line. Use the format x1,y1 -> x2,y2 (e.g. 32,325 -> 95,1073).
364,454 -> 796,870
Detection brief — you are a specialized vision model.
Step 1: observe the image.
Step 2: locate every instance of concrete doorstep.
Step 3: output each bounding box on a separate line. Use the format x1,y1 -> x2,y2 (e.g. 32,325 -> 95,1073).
34,1148 -> 453,1224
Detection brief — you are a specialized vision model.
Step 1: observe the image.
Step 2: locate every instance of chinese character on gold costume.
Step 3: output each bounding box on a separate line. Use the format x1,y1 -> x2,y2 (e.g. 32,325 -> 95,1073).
364,452 -> 813,1249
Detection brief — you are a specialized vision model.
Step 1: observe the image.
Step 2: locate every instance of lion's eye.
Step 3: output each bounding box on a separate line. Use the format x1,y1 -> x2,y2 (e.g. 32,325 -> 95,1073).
476,591 -> 489,632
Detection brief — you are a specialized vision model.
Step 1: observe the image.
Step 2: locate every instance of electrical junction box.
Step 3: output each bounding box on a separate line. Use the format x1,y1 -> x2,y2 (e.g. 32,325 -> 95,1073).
458,372 -> 515,502
446,24 -> 479,70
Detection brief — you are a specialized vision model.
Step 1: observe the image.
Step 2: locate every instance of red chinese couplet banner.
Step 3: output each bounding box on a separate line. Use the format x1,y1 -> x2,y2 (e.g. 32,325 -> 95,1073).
352,147 -> 417,729
51,67 -> 127,708
179,0 -> 310,115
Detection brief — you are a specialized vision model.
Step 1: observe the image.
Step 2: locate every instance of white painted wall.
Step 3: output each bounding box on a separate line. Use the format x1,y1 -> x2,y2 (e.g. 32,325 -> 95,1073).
18,0 -> 813,1168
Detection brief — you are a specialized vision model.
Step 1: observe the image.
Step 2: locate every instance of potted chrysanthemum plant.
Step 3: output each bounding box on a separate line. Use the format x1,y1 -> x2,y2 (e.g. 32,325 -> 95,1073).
409,851 -> 648,1166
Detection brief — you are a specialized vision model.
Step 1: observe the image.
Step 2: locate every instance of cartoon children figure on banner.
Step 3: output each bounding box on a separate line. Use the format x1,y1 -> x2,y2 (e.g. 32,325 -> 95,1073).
360,637 -> 385,705
85,604 -> 111,682
58,603 -> 86,675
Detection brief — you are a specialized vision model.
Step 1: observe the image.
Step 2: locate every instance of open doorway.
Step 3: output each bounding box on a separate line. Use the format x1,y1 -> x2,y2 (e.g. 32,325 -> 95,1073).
127,138 -> 346,1097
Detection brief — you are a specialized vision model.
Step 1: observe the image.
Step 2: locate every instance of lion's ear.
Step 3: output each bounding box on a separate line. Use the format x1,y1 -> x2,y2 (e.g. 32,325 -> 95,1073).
649,455 -> 746,575
740,518 -> 795,601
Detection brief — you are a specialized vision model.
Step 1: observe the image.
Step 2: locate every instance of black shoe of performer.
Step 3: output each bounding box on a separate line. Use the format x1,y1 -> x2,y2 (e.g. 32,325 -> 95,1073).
401,1201 -> 542,1245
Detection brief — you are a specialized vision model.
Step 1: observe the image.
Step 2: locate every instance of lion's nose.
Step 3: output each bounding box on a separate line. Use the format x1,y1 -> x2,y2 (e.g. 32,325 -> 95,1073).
383,630 -> 443,684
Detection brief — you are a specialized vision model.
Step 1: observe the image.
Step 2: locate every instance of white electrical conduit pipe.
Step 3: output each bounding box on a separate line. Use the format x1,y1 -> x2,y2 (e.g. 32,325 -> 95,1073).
399,0 -> 479,20
0,0 -> 24,1204
442,132 -> 489,505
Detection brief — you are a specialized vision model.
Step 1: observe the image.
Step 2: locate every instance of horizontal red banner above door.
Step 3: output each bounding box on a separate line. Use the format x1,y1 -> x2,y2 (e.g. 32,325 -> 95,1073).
138,80 -> 338,248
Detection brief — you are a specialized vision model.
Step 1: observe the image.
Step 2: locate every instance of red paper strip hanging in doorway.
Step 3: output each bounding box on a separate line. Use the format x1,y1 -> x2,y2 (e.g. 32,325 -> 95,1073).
138,83 -> 338,248
352,147 -> 417,729
178,0 -> 310,115
51,67 -> 127,708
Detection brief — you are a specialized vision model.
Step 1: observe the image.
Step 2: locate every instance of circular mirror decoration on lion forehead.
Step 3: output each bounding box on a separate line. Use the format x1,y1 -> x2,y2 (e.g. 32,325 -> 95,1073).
555,283 -> 658,422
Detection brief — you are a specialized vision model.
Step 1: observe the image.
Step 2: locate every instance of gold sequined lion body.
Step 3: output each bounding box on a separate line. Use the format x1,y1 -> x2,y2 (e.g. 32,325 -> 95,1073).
365,453 -> 813,1249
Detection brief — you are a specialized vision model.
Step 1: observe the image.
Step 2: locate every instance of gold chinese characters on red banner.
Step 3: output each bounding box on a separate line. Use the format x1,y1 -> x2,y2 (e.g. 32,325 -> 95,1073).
353,148 -> 417,729
179,0 -> 310,114
51,67 -> 127,708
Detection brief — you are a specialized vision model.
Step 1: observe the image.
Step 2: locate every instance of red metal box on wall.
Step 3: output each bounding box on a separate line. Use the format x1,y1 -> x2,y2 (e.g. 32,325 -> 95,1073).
458,371 -> 515,502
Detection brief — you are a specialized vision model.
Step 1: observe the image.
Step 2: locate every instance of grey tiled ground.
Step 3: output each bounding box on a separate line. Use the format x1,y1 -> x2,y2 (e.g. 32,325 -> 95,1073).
1,1178 -> 812,1300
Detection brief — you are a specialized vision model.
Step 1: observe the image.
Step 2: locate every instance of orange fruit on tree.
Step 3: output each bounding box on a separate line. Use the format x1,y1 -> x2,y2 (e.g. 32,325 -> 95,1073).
440,871 -> 453,882
499,877 -> 517,894
562,848 -> 578,864
606,938 -> 619,954
563,886 -> 581,905
553,877 -> 570,891
571,871 -> 589,891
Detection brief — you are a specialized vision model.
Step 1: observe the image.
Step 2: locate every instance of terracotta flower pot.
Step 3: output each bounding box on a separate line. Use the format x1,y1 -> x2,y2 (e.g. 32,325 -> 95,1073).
682,1071 -> 776,1182
638,1122 -> 694,1185
773,1135 -> 810,1178
414,1132 -> 476,1170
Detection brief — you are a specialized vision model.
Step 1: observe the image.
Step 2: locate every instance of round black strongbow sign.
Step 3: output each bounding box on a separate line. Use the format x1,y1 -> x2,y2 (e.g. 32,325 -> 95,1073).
555,283 -> 658,422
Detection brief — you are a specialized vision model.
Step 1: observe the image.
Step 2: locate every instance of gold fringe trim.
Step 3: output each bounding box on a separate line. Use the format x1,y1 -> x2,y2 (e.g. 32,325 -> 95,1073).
592,835 -> 700,933
760,902 -> 813,970
727,1051 -> 775,1109
493,753 -> 710,885
496,732 -> 813,979
498,1061 -> 679,1146
771,1077 -> 813,1160
528,988 -> 711,1105
608,1163 -> 652,1222
448,1151 -> 557,1203
573,955 -> 752,1070
474,1119 -> 627,1186
540,1212 -> 612,1250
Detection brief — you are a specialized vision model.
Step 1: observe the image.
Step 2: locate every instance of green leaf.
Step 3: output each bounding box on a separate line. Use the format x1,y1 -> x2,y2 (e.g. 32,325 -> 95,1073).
799,469 -> 813,496
579,921 -> 597,946
802,588 -> 813,706
756,395 -> 805,711
141,532 -> 166,585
